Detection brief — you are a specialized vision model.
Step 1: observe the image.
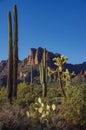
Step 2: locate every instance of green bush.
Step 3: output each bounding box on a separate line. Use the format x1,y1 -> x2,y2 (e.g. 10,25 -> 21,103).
62,84 -> 86,126
17,82 -> 30,97
33,86 -> 42,97
14,83 -> 35,108
0,87 -> 7,106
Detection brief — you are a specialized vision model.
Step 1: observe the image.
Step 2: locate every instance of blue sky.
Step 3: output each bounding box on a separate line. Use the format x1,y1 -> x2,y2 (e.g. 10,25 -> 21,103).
0,0 -> 86,64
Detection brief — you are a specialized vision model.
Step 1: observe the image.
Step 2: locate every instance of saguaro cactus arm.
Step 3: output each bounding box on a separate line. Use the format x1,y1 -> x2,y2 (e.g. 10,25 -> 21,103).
13,5 -> 18,98
8,11 -> 13,101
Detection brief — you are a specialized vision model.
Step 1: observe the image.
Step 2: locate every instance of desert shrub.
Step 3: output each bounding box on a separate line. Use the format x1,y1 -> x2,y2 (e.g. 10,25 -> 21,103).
17,82 -> 30,97
0,87 -> 7,106
62,84 -> 86,127
33,86 -> 42,97
13,83 -> 36,108
0,82 -> 86,130
47,87 -> 62,97
0,104 -> 31,130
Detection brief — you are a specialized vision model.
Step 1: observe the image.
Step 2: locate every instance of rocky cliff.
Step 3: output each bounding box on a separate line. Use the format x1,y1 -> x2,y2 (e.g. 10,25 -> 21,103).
27,47 -> 60,67
0,47 -> 86,86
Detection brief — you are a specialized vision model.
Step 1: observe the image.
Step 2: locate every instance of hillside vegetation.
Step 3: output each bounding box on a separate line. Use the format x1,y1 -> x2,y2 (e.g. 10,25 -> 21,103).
0,83 -> 86,130
0,54 -> 86,130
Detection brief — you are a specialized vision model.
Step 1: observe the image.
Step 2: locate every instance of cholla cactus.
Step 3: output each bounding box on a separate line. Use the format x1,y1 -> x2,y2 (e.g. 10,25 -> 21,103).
63,69 -> 75,86
52,55 -> 75,98
53,55 -> 68,98
53,55 -> 68,72
47,66 -> 57,82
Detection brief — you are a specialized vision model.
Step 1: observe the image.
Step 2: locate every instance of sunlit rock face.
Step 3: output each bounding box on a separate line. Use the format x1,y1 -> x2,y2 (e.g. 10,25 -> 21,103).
28,48 -> 36,65
35,47 -> 44,64
27,47 -> 60,67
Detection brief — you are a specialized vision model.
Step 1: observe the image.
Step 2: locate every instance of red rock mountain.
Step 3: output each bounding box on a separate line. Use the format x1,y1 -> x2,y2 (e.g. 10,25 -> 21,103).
0,47 -> 86,86
27,47 -> 60,66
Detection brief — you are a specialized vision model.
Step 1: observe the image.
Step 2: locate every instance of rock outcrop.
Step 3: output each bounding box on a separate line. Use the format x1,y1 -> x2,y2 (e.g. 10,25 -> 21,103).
27,47 -> 60,67
28,48 -> 36,65
35,47 -> 44,64
0,60 -> 7,73
0,47 -> 86,86
27,47 -> 44,65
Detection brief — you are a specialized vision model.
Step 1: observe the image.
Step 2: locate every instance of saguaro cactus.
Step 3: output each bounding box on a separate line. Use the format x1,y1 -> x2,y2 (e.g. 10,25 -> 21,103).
30,65 -> 33,85
40,48 -> 47,97
13,5 -> 18,98
30,65 -> 34,92
8,11 -> 13,102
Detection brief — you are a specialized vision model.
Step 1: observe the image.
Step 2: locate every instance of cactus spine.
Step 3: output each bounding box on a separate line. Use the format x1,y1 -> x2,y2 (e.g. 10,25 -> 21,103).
13,5 -> 18,98
40,48 -> 47,97
8,11 -> 13,102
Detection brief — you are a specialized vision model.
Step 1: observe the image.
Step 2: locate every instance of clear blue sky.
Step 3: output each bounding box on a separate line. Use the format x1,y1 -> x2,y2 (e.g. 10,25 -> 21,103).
0,0 -> 86,64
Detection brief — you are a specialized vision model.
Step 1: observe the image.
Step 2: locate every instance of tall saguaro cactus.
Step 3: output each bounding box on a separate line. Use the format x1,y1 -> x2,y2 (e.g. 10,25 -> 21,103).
8,11 -> 13,102
13,5 -> 18,98
7,5 -> 18,101
40,48 -> 47,97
